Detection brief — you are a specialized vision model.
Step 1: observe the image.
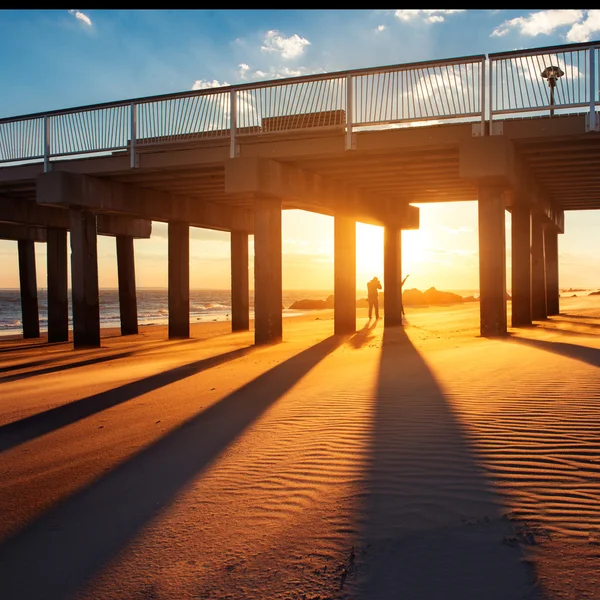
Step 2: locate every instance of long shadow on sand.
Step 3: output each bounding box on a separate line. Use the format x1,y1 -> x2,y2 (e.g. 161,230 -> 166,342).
510,336 -> 600,368
0,349 -> 139,382
0,337 -> 204,381
0,345 -> 256,453
0,334 -> 343,600
350,326 -> 542,600
348,318 -> 378,349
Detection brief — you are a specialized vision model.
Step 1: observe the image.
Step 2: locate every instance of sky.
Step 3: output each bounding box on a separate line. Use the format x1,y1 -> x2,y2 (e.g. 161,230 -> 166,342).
1,9 -> 599,293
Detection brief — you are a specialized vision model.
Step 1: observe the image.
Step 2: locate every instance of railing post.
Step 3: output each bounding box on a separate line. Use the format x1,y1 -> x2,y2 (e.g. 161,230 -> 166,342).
43,115 -> 50,172
346,75 -> 354,150
590,45 -> 596,132
230,89 -> 237,159
488,56 -> 494,134
130,102 -> 137,169
481,57 -> 486,135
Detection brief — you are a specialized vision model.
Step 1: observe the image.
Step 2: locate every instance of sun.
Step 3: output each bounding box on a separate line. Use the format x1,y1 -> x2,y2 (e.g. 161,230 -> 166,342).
355,222 -> 431,290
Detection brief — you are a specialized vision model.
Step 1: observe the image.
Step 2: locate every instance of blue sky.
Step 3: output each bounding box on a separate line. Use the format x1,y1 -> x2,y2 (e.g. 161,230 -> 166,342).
1,9 -> 599,291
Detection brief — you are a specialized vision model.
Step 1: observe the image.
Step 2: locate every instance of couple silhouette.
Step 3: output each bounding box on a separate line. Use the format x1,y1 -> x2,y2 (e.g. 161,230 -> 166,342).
367,274 -> 410,320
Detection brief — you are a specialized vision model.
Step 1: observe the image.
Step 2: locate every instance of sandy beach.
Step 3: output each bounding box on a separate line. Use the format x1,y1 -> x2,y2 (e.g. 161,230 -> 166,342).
1,296 -> 599,599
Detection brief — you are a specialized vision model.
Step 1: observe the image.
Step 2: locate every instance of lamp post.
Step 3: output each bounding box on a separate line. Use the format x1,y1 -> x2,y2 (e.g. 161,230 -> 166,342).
541,65 -> 564,117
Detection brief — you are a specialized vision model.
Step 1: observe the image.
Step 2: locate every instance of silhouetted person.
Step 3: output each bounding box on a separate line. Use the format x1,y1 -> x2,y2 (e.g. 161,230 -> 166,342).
367,276 -> 382,320
400,274 -> 410,316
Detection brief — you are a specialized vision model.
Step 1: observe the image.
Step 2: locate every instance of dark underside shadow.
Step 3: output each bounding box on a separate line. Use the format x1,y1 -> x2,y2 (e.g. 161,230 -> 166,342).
0,334 -> 343,600
349,326 -> 543,600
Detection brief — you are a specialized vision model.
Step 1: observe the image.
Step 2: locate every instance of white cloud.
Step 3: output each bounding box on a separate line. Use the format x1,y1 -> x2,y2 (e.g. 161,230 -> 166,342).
238,63 -> 250,79
492,9 -> 584,38
261,30 -> 311,59
68,9 -> 92,27
377,24 -> 386,32
191,79 -> 229,90
394,9 -> 465,23
566,9 -> 600,42
251,66 -> 319,80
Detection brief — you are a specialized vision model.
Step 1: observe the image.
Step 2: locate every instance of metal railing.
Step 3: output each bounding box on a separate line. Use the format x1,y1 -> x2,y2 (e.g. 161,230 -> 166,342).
489,41 -> 599,128
0,41 -> 598,170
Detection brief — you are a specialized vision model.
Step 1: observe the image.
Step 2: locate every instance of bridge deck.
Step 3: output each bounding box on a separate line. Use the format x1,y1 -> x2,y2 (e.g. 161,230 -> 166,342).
0,113 -> 599,216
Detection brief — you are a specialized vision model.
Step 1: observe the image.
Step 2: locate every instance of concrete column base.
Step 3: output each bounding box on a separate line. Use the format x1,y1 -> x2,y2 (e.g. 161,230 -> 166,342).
231,231 -> 250,332
69,209 -> 100,348
168,222 -> 190,339
334,215 -> 356,335
47,228 -> 69,342
18,239 -> 40,339
478,187 -> 507,337
531,214 -> 547,320
384,225 -> 403,328
511,204 -> 532,327
116,235 -> 138,335
254,197 -> 282,344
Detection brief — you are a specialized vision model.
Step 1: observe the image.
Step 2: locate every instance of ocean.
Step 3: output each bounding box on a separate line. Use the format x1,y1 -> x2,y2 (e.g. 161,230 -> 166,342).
4,287 -> 597,338
0,288 -> 345,337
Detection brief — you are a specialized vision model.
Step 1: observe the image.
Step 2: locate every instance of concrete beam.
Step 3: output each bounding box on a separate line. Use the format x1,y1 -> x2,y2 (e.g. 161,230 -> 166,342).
459,137 -> 517,188
225,157 -> 419,229
0,196 -> 69,228
96,214 -> 151,238
0,195 -> 152,238
37,171 -> 253,233
0,223 -> 47,242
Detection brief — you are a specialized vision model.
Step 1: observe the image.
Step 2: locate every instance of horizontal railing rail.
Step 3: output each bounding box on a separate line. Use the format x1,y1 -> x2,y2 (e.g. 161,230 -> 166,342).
0,41 -> 598,169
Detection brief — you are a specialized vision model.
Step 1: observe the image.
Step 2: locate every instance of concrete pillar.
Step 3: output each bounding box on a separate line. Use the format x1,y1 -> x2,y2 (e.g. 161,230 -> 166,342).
383,225 -> 403,327
17,240 -> 40,339
168,222 -> 190,339
531,214 -> 547,320
254,197 -> 282,344
231,231 -> 250,331
69,209 -> 100,348
116,235 -> 138,335
477,187 -> 507,337
510,204 -> 532,327
47,228 -> 69,342
334,215 -> 356,335
545,226 -> 560,316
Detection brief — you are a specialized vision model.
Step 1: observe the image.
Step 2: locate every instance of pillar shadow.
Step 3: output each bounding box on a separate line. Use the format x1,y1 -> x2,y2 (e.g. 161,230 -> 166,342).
0,334 -> 344,600
509,336 -> 600,368
0,337 -> 224,382
0,345 -> 256,453
349,319 -> 378,349
0,340 -> 70,354
549,317 -> 600,330
351,326 -> 542,600
0,350 -> 138,382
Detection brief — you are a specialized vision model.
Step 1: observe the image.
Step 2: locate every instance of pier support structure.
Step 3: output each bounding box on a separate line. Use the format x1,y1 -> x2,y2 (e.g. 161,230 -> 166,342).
477,187 -> 508,337
69,208 -> 100,348
383,224 -> 404,328
531,212 -> 547,321
231,231 -> 250,332
510,202 -> 532,327
334,215 -> 356,335
47,228 -> 69,342
168,222 -> 190,339
254,197 -> 282,345
0,224 -> 45,339
116,235 -> 138,335
17,240 -> 40,339
544,224 -> 560,316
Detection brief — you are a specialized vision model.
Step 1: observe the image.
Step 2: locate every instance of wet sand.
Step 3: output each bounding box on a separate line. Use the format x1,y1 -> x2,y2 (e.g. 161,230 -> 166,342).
0,297 -> 599,599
